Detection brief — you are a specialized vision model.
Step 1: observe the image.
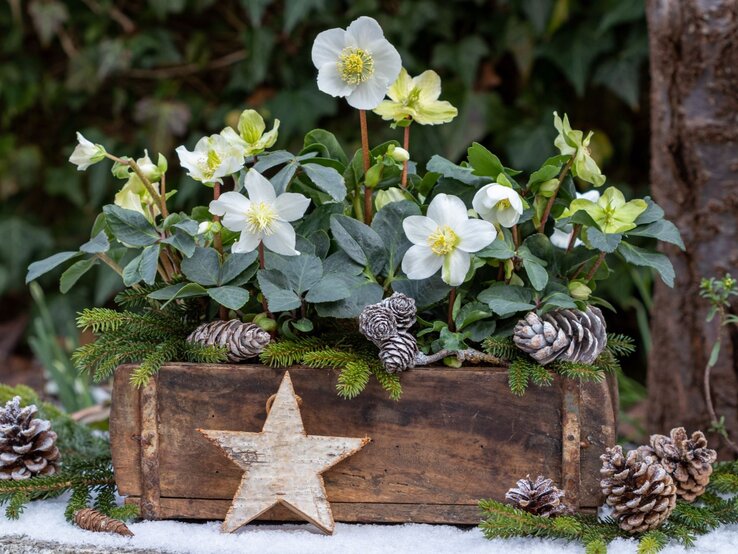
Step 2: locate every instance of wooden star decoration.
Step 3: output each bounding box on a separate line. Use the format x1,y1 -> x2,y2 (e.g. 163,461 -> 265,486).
198,371 -> 370,535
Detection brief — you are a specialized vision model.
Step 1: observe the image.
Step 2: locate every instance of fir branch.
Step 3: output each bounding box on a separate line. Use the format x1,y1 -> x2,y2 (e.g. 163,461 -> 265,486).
337,360 -> 372,399
129,338 -> 179,387
302,348 -> 364,369
107,503 -> 140,522
584,538 -> 607,554
182,341 -> 228,364
637,530 -> 668,554
482,336 -> 519,360
370,364 -> 403,401
553,361 -> 606,382
259,337 -> 330,368
606,333 -> 636,357
528,364 -> 554,387
507,359 -> 530,396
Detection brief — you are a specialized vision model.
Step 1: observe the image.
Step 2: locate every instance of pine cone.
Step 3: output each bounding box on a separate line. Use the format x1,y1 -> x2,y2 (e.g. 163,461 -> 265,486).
0,397 -> 60,481
505,475 -> 570,517
378,331 -> 418,373
74,508 -> 134,537
600,445 -> 677,533
513,306 -> 607,365
187,320 -> 271,362
358,304 -> 398,347
642,427 -> 717,502
381,292 -> 417,330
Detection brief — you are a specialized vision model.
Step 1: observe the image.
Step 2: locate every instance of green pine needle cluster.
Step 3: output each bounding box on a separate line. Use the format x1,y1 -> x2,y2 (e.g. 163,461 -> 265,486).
483,333 -> 631,396
73,307 -> 227,387
260,336 -> 402,401
0,384 -> 138,523
479,461 -> 738,553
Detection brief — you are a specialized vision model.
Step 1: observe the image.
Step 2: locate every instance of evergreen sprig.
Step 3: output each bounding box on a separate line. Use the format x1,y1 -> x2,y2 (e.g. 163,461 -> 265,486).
478,460 -> 738,553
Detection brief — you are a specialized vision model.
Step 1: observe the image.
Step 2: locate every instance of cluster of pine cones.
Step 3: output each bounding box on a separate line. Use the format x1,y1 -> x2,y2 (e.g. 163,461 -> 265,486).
0,396 -> 60,480
506,427 -> 717,534
358,292 -> 418,373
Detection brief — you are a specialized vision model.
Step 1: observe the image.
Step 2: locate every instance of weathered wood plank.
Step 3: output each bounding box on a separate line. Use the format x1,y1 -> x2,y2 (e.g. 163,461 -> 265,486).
110,363 -> 616,523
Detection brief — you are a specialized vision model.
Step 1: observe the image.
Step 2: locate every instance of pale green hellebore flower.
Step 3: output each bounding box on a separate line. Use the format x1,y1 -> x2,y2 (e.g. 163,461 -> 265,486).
221,109 -> 280,157
561,187 -> 647,234
553,112 -> 606,187
374,68 -> 458,126
114,174 -> 161,223
69,132 -> 106,171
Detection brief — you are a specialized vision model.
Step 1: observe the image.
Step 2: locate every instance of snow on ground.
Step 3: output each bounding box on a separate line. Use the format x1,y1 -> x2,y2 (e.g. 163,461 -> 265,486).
1,497 -> 737,554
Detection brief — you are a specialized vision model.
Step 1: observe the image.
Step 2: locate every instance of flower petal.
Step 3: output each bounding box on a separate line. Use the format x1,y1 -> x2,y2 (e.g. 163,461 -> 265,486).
274,192 -> 311,222
427,193 -> 469,228
210,192 -> 251,232
401,244 -> 443,280
346,76 -> 390,110
413,70 -> 442,102
413,100 -> 458,125
496,206 -> 522,228
311,28 -> 346,68
317,63 -> 354,98
244,169 -> 277,203
550,228 -> 572,249
442,249 -> 470,287
402,215 -> 437,245
386,68 -> 413,102
232,231 -> 260,254
368,38 -> 402,84
263,220 -> 299,256
346,16 -> 385,48
455,219 -> 497,253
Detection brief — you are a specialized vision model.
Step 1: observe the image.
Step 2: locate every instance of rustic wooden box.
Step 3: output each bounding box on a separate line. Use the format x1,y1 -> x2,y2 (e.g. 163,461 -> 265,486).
110,363 -> 617,524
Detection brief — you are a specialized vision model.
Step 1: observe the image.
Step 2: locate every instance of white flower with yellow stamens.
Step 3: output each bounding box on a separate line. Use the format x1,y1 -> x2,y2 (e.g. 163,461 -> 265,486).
472,184 -> 524,228
401,194 -> 496,287
209,169 -> 310,256
311,16 -> 401,110
176,134 -> 244,185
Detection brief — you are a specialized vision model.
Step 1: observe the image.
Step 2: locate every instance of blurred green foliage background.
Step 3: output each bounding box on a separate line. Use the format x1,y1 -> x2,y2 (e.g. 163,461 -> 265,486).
0,0 -> 650,415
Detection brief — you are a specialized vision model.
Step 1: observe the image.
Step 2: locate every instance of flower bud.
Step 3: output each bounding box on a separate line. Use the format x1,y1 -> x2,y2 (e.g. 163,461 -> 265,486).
538,178 -> 559,198
568,280 -> 592,301
238,109 -> 267,144
365,163 -> 383,189
375,188 -> 411,211
388,144 -> 410,162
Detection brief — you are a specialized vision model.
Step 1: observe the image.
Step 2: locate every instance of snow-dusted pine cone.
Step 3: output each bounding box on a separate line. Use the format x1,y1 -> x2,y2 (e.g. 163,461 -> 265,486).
0,396 -> 60,480
380,292 -> 417,330
600,445 -> 677,533
358,304 -> 398,347
641,427 -> 717,502
513,306 -> 607,365
378,331 -> 418,373
187,320 -> 271,362
505,475 -> 570,517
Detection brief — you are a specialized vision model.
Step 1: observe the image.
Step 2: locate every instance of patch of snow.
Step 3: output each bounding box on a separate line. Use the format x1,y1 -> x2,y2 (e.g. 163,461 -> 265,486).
0,497 -> 737,554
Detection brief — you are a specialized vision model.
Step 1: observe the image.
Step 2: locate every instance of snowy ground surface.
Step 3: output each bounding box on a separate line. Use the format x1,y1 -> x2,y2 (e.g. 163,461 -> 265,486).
1,497 -> 737,553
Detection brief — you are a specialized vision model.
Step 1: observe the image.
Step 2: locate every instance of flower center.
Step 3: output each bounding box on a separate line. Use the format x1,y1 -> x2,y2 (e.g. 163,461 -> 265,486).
197,149 -> 221,180
496,198 -> 512,210
245,201 -> 278,235
338,48 -> 374,86
428,225 -> 459,256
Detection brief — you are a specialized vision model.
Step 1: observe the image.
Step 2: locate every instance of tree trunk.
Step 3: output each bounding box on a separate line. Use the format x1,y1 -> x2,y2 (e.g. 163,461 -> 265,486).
647,0 -> 738,456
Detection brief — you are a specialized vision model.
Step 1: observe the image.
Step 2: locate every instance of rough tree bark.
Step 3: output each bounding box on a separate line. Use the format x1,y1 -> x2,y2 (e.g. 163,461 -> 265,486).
647,0 -> 738,456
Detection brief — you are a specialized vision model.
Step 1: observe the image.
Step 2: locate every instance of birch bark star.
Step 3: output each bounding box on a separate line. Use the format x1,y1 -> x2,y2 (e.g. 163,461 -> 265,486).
311,16 -> 401,110
209,169 -> 310,256
401,193 -> 496,287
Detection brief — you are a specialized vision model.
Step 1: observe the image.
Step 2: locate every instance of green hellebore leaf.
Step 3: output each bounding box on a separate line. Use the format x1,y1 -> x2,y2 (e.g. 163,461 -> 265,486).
626,220 -> 685,250
257,269 -> 302,312
103,205 -> 160,247
617,241 -> 675,287
207,286 -> 250,311
330,215 -> 387,275
79,231 -> 110,254
478,284 -> 536,317
26,251 -> 82,284
60,257 -> 98,293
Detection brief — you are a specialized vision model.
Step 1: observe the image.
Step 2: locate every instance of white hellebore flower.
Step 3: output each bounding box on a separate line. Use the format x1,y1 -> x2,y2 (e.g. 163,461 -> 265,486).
472,184 -> 524,228
551,190 -> 601,249
401,194 -> 496,287
69,132 -> 106,171
209,169 -> 310,256
311,16 -> 401,110
176,134 -> 245,185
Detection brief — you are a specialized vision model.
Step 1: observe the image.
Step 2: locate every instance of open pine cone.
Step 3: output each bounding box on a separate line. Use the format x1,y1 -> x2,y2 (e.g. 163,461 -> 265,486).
505,475 -> 570,517
187,320 -> 271,362
642,427 -> 717,502
600,445 -> 677,533
378,331 -> 418,373
0,396 -> 60,480
513,306 -> 607,365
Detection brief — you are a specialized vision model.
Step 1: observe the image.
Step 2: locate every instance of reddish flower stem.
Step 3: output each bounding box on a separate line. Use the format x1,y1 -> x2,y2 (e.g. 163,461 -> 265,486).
448,287 -> 456,331
360,109 -> 372,224
401,124 -> 410,189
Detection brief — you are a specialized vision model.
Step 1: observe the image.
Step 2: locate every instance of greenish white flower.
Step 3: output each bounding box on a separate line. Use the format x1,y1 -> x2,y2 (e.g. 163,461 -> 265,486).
114,175 -> 161,223
69,132 -> 106,171
553,112 -> 606,187
472,184 -> 524,228
311,16 -> 401,110
551,190 -> 600,249
387,144 -> 410,162
209,169 -> 310,256
176,134 -> 245,185
221,109 -> 280,157
402,193 -> 496,287
568,280 -> 592,301
374,68 -> 458,125
375,187 -> 412,211
561,187 -> 646,234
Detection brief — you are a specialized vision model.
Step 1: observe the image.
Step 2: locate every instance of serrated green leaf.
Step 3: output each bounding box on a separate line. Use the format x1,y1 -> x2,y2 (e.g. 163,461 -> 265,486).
207,286 -> 250,310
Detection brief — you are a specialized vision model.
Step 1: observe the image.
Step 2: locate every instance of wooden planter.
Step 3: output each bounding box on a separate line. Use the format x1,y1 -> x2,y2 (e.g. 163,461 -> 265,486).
110,363 -> 617,525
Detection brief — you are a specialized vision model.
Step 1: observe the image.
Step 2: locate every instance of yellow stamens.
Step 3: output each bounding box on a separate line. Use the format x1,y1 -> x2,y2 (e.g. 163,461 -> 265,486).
427,225 -> 459,256
338,48 -> 374,86
197,149 -> 221,180
245,201 -> 277,235
496,198 -> 512,210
